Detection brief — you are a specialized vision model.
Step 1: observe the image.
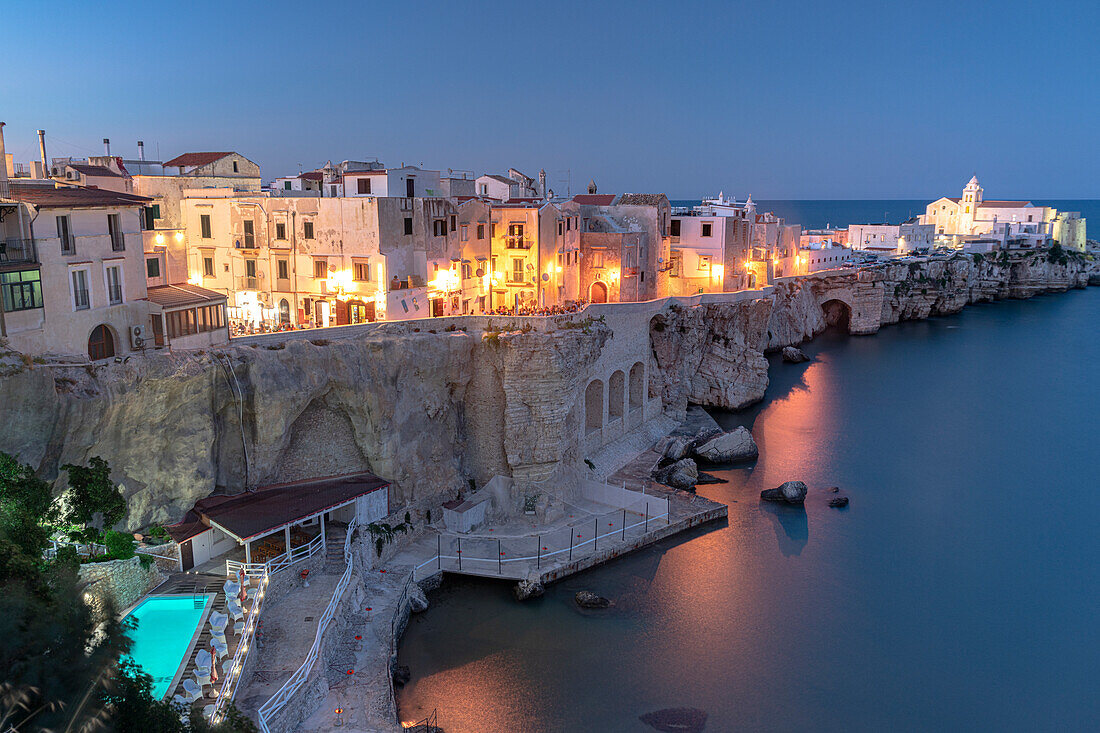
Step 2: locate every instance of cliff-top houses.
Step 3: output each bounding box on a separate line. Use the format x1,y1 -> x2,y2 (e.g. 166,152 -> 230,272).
1,124 -> 1086,362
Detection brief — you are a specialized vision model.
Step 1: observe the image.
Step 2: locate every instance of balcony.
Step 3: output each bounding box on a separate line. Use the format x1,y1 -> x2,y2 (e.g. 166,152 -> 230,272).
237,276 -> 260,290
0,238 -> 38,266
503,236 -> 532,250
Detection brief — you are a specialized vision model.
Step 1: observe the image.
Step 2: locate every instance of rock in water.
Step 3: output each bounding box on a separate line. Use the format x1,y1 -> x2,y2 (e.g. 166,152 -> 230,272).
828,495 -> 849,508
575,590 -> 611,609
654,458 -> 699,490
692,426 -> 758,463
662,435 -> 692,461
782,345 -> 810,363
639,707 -> 708,732
514,571 -> 545,601
760,480 -> 808,504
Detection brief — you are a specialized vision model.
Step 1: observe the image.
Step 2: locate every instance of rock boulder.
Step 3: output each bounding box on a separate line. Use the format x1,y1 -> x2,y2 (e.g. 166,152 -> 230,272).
692,426 -> 758,463
514,571 -> 545,601
828,495 -> 849,508
661,436 -> 692,462
782,346 -> 810,363
575,590 -> 611,609
654,458 -> 698,490
639,707 -> 709,733
760,480 -> 808,504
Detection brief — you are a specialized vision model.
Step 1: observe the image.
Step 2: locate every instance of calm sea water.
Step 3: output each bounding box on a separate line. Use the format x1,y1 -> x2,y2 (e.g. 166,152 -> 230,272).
396,288 -> 1100,732
670,199 -> 1098,233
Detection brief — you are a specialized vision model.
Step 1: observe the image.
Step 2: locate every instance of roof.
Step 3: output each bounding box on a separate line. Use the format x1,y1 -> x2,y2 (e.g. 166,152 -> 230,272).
68,163 -> 125,178
572,194 -> 616,206
980,200 -> 1033,208
163,152 -> 236,168
479,174 -> 513,185
8,183 -> 150,209
617,193 -> 668,207
191,472 -> 389,542
299,171 -> 324,181
146,283 -> 227,309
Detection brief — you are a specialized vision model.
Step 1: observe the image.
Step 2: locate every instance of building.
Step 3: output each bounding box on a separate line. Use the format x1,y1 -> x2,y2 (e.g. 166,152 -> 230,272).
667,194 -> 755,294
439,170 -> 476,199
162,151 -> 260,179
800,243 -> 854,272
475,169 -> 540,201
343,166 -> 441,198
485,201 -> 565,310
801,228 -> 849,248
849,219 -> 934,254
271,171 -> 323,196
919,176 -> 1082,249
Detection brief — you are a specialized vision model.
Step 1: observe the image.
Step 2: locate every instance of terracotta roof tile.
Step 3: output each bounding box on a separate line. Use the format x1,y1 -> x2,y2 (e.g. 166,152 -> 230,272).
8,183 -> 150,209
163,152 -> 235,168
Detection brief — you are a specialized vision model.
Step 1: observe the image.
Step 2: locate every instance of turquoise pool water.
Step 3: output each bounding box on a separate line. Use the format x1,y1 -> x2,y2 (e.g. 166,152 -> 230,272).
123,595 -> 210,699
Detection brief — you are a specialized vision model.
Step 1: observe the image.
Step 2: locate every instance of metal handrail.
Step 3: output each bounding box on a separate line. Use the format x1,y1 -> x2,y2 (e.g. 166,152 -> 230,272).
209,567 -> 270,724
225,530 -> 325,577
255,519 -> 358,733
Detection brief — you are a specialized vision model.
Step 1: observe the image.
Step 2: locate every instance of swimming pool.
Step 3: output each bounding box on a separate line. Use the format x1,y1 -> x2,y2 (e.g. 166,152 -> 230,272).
123,594 -> 211,699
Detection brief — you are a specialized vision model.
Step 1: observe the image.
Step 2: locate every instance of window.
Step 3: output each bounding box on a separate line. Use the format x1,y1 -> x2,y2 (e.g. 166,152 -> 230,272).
460,224 -> 469,241
508,223 -> 524,238
566,218 -> 571,231
200,214 -> 212,239
245,259 -> 257,278
71,269 -> 90,310
275,222 -> 286,240
354,262 -> 370,281
233,161 -> 239,173
462,263 -> 471,279
277,259 -> 289,280
203,256 -> 215,277
314,259 -> 327,279
303,221 -> 314,239
106,265 -> 123,305
142,204 -> 161,230
477,224 -> 485,239
699,255 -> 711,271
57,215 -> 75,255
106,214 -> 124,250
243,220 -> 255,248
357,178 -> 371,194
404,217 -> 413,235
284,181 -> 292,190
558,221 -> 564,235
511,258 -> 524,282
433,219 -> 447,237
479,183 -> 488,195
670,219 -> 681,237
593,251 -> 604,268
701,222 -> 713,237
450,215 -> 457,232
166,304 -> 225,339
1,270 -> 43,312
146,258 -> 161,279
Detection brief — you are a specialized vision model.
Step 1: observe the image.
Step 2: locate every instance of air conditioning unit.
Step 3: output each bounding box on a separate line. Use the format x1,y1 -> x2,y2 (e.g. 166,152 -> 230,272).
129,324 -> 146,349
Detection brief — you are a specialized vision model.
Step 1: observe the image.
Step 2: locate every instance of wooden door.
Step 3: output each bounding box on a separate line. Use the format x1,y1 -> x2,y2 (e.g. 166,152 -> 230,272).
180,539 -> 194,571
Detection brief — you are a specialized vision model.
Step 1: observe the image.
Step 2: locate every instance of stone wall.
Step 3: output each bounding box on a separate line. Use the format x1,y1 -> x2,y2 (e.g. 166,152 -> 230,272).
79,556 -> 166,618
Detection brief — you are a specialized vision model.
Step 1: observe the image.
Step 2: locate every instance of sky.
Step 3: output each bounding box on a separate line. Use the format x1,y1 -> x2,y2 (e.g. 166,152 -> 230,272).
3,0 -> 1098,199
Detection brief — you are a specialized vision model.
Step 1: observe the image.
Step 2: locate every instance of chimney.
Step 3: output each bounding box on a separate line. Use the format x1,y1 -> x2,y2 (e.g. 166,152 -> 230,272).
539,169 -> 547,199
137,140 -> 145,161
37,130 -> 48,178
103,138 -> 111,156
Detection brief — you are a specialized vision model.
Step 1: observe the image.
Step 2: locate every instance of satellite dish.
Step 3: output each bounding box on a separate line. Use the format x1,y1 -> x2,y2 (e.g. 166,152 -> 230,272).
476,268 -> 485,277
541,273 -> 550,281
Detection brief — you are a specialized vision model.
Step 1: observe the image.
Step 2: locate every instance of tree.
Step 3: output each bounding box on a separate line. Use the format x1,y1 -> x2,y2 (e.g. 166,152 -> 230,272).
0,452 -> 56,562
61,456 -> 126,543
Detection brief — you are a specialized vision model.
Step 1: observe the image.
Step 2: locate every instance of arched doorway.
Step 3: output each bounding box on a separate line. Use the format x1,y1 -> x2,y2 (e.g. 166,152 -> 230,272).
590,281 -> 608,303
585,379 -> 604,435
608,370 -> 625,420
88,324 -> 115,361
821,299 -> 852,331
278,298 -> 291,325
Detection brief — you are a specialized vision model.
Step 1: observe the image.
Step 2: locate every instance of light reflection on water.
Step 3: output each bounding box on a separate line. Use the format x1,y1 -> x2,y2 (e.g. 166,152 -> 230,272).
397,290 -> 1100,732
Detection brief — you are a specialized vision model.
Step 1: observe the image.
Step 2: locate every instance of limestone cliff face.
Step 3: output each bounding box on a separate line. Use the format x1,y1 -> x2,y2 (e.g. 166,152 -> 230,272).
0,254 -> 1090,529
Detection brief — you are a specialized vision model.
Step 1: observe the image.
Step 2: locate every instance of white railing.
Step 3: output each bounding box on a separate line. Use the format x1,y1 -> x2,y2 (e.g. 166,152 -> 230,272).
44,538 -> 108,559
411,495 -> 671,581
225,530 -> 325,577
209,567 -> 270,724
255,519 -> 358,733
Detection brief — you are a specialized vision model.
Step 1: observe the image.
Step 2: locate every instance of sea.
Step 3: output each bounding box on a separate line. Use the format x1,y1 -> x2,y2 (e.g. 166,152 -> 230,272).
395,277 -> 1100,731
669,199 -> 1098,234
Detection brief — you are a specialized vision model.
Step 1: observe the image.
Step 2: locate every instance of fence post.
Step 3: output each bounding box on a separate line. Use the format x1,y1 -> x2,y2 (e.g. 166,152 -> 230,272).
622,509 -> 626,540
437,534 -> 441,570
645,502 -> 649,533
569,528 -> 574,562
498,539 -> 502,574
457,537 -> 461,571
537,535 -> 541,569
594,518 -> 598,551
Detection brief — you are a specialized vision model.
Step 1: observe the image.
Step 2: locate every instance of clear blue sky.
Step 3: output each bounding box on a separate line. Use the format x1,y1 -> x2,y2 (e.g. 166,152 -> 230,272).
4,0 -> 1097,198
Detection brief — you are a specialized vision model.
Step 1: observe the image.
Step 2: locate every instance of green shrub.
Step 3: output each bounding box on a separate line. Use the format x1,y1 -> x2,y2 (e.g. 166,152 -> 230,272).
103,529 -> 135,560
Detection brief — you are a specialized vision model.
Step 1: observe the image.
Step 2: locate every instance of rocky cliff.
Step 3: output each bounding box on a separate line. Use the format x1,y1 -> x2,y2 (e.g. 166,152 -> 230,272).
0,253 -> 1091,529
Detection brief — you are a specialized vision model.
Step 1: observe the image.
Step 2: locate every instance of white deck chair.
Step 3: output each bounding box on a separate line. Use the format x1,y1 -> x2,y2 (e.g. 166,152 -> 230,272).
203,704 -> 216,720
211,638 -> 229,659
209,611 -> 229,630
182,678 -> 202,701
195,648 -> 212,671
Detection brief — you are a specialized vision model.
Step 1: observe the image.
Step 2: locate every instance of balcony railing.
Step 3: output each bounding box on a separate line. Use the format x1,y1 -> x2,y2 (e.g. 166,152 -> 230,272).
237,276 -> 260,290
504,236 -> 531,250
0,238 -> 38,265
0,179 -> 9,200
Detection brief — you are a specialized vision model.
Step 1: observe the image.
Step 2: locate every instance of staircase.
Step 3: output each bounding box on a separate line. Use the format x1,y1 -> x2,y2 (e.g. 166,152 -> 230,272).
323,523 -> 348,572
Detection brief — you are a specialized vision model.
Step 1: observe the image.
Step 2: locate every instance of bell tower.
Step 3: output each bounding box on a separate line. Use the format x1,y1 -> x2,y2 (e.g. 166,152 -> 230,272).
961,175 -> 982,233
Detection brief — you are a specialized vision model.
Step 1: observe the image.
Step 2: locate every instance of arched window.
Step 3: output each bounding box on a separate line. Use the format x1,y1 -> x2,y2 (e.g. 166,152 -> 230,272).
88,325 -> 115,361
585,379 -> 604,434
608,371 -> 625,419
278,298 -> 290,324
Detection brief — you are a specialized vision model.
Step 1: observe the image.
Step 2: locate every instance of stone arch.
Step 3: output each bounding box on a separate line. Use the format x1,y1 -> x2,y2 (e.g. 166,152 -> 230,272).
821,298 -> 852,331
584,379 -> 604,435
88,324 -> 117,361
590,281 -> 608,303
628,361 -> 644,410
272,394 -> 372,484
608,370 -> 625,420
